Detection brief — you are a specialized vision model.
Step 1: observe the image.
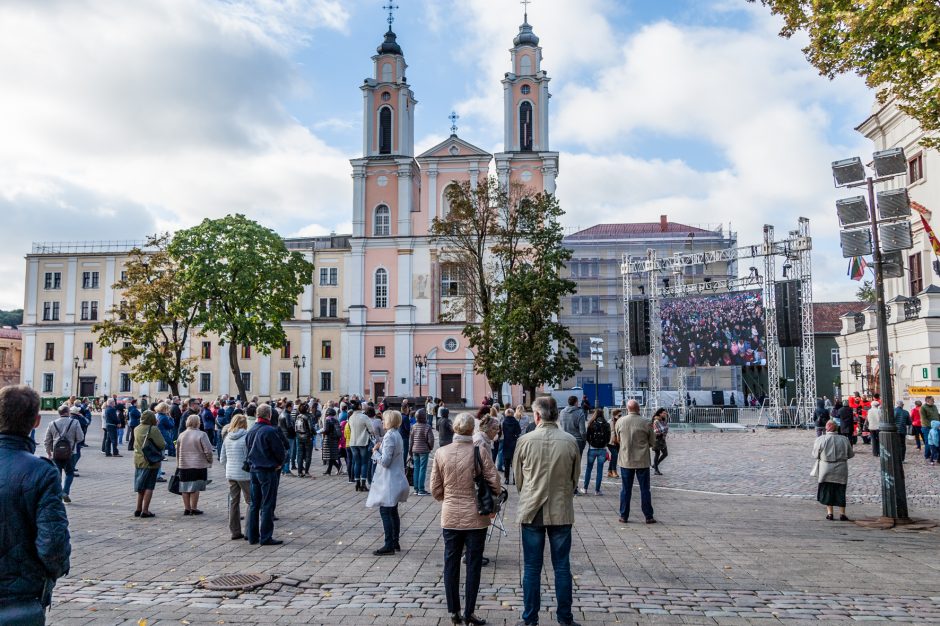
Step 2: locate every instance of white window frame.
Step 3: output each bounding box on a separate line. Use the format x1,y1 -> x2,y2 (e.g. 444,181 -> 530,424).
319,297 -> 338,318
279,371 -> 292,392
374,345 -> 386,358
119,372 -> 131,393
830,348 -> 840,368
199,372 -> 212,393
374,268 -> 389,308
440,264 -> 463,297
374,205 -> 391,236
241,372 -> 252,392
319,370 -> 333,392
42,373 -> 54,394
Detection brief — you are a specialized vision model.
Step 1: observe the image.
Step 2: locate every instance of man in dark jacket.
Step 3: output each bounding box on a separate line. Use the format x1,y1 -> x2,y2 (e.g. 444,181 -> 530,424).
103,399 -> 121,457
245,404 -> 286,546
170,397 -> 183,435
838,403 -> 856,445
0,385 -> 71,622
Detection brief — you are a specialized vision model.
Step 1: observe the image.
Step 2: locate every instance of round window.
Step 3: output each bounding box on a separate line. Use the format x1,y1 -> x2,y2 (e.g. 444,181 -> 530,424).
520,84 -> 531,95
381,91 -> 391,101
444,338 -> 459,352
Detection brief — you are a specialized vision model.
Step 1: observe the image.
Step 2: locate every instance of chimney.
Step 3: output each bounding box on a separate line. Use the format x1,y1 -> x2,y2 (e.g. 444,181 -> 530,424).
660,215 -> 668,232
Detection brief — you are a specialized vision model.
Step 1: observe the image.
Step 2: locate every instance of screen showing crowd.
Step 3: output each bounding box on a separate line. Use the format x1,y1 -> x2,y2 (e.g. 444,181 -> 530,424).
660,290 -> 767,368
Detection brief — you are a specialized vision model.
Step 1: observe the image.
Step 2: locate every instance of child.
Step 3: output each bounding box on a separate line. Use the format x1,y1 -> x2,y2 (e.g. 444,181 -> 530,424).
927,420 -> 940,465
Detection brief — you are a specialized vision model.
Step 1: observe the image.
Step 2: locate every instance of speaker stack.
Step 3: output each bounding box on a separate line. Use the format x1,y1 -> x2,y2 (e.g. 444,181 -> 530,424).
774,280 -> 802,348
628,299 -> 651,356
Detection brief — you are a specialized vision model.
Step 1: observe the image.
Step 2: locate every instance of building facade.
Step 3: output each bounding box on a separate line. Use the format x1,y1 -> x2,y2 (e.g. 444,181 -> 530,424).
837,96 -> 940,402
0,327 -> 22,389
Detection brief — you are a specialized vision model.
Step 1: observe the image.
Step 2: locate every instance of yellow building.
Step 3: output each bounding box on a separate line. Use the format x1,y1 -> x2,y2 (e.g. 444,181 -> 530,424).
0,327 -> 22,389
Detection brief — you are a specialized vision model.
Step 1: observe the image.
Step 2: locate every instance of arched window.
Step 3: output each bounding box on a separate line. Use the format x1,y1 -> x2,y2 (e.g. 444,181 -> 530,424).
374,205 -> 390,236
374,268 -> 388,308
379,106 -> 392,154
441,182 -> 459,218
519,55 -> 532,75
519,101 -> 533,151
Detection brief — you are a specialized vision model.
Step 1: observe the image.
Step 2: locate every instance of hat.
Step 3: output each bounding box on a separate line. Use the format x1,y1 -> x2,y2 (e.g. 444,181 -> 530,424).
69,405 -> 82,415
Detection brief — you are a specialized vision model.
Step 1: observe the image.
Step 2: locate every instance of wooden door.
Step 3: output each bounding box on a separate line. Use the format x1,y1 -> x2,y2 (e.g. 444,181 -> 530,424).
79,378 -> 96,398
373,382 -> 385,402
441,374 -> 462,405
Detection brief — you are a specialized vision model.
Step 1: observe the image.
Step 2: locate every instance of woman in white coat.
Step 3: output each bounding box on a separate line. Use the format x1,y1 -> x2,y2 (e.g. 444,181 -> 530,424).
812,420 -> 855,521
366,410 -> 410,555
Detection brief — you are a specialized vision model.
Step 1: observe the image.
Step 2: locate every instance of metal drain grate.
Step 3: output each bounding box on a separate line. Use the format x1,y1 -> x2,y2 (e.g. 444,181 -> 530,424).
200,573 -> 273,591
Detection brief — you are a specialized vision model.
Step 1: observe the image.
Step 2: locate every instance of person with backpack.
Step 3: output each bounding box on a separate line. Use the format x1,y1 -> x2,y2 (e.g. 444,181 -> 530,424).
293,403 -> 315,477
43,404 -> 85,503
583,409 -> 612,496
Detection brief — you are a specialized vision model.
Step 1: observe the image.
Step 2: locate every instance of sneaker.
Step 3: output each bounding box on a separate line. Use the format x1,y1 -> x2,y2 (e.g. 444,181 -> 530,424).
594,490 -> 602,496
62,494 -> 71,503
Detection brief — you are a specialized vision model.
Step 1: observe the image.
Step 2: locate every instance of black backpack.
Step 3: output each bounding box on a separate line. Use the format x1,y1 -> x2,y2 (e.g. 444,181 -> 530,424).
51,421 -> 74,462
587,420 -> 610,449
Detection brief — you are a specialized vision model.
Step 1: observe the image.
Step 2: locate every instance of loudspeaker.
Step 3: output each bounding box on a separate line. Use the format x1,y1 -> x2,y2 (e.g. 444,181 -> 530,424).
628,299 -> 651,356
711,390 -> 725,406
774,280 -> 802,348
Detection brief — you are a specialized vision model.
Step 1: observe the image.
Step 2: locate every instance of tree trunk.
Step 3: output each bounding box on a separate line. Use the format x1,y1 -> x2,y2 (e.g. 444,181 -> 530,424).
229,342 -> 246,402
489,382 -> 501,405
170,381 -> 181,398
525,385 -> 537,407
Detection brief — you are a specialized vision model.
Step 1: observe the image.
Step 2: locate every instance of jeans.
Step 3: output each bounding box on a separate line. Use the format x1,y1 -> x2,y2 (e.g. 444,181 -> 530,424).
72,448 -> 81,471
105,425 -> 119,455
583,447 -> 606,491
607,445 -> 619,474
927,444 -> 939,462
296,438 -> 313,474
55,456 -> 75,495
496,446 -> 504,471
619,467 -> 654,521
412,453 -> 429,493
502,449 -> 514,483
282,439 -> 297,473
350,446 -> 369,481
912,425 -> 926,451
247,469 -> 279,544
159,427 -> 176,456
228,479 -> 250,537
443,528 -> 487,618
521,523 -> 573,625
378,505 -> 400,549
653,444 -> 669,470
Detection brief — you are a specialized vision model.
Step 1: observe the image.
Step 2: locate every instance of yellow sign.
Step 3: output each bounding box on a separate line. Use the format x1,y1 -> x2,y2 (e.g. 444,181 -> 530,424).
907,386 -> 940,395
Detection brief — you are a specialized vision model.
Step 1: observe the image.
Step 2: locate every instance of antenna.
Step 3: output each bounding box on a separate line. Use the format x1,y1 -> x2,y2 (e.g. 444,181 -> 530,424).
449,111 -> 459,135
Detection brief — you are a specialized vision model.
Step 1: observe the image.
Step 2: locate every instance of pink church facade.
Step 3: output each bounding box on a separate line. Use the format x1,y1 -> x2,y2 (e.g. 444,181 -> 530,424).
340,17 -> 559,406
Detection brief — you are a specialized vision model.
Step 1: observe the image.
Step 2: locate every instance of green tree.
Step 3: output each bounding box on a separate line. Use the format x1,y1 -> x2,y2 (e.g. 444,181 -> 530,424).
753,0 -> 940,148
0,309 -> 23,328
93,234 -> 200,397
501,193 -> 581,404
169,215 -> 313,401
856,279 -> 875,303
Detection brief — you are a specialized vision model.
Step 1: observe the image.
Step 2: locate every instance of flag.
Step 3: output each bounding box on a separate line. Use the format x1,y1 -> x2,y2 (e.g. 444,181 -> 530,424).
848,256 -> 868,281
921,215 -> 940,257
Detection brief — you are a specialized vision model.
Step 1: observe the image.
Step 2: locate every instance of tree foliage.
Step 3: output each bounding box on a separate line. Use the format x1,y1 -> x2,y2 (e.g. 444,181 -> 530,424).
93,234 -> 199,397
0,309 -> 23,328
169,215 -> 313,401
753,0 -> 940,148
856,279 -> 875,303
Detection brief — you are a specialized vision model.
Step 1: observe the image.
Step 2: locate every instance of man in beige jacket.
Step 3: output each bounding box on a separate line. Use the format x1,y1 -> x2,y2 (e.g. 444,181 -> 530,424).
613,399 -> 656,524
513,396 -> 581,626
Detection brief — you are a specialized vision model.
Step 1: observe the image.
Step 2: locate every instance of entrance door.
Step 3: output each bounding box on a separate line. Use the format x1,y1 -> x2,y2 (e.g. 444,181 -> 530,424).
373,382 -> 385,402
441,374 -> 462,405
78,377 -> 96,398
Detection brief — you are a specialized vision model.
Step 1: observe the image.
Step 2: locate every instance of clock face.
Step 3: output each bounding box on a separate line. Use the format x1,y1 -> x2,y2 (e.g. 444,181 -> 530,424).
520,170 -> 533,183
377,175 -> 388,187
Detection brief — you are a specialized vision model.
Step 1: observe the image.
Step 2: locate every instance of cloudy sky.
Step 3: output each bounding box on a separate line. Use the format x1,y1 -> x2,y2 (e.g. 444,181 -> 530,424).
0,0 -> 874,310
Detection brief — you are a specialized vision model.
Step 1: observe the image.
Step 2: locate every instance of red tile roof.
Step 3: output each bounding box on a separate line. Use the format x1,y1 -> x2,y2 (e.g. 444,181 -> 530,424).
0,328 -> 21,340
813,302 -> 866,334
566,221 -> 715,240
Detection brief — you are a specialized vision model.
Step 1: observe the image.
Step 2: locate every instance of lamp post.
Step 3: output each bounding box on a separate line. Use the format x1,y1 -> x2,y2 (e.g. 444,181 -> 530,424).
414,355 -> 427,399
73,356 -> 86,397
589,337 -> 604,408
850,359 -> 864,394
292,355 -> 306,399
833,148 -> 912,522
614,354 -> 627,407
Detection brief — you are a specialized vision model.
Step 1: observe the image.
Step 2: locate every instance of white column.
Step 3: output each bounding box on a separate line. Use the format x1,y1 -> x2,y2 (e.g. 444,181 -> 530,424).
21,329 -> 35,387
341,326 -> 364,395
218,346 -> 230,396
394,329 -> 413,396
503,81 -> 513,151
397,250 -> 413,308
179,341 -> 190,396
427,169 -> 438,228
397,164 -> 413,236
300,327 -> 312,395
301,252 -> 314,320
352,166 -> 366,238
260,353 -> 271,397
464,351 -> 474,405
61,330 -> 75,395
65,258 -> 77,323
469,167 -> 479,189
25,258 -> 39,324
540,82 -> 550,151
345,244 -> 365,309
362,90 -> 371,156
100,345 -> 112,396
104,257 -> 116,312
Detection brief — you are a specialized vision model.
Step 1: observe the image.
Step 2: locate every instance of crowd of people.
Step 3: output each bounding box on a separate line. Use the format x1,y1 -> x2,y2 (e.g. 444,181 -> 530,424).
661,291 -> 767,368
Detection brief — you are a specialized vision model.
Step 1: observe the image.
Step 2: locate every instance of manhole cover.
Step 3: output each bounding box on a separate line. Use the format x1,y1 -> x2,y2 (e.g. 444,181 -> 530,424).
200,573 -> 273,591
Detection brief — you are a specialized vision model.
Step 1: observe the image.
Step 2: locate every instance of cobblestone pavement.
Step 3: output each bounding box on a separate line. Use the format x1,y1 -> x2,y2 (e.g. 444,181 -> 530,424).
38,417 -> 940,625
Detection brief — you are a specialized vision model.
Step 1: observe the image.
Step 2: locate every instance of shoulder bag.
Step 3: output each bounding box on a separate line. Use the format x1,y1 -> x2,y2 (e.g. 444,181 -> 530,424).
141,426 -> 164,464
473,445 -> 497,516
167,440 -> 182,495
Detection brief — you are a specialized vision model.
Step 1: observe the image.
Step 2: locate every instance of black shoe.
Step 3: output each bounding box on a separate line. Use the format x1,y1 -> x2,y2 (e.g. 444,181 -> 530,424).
394,542 -> 401,552
840,514 -> 851,521
134,510 -> 142,517
191,509 -> 204,515
826,513 -> 834,521
156,477 -> 167,482
481,557 -> 490,566
654,469 -> 663,476
373,546 -> 396,556
140,512 -> 155,518
72,472 -> 80,477
273,516 -> 279,521
231,534 -> 244,540
645,518 -> 657,524
260,539 -> 283,546
184,509 -> 192,516
450,614 -> 463,625
465,614 -> 486,625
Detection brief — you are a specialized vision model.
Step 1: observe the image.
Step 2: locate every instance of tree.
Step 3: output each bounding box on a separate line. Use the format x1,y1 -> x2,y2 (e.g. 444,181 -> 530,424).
0,309 -> 23,328
753,0 -> 940,148
501,193 -> 581,404
856,279 -> 875,303
169,215 -> 313,402
93,234 -> 200,397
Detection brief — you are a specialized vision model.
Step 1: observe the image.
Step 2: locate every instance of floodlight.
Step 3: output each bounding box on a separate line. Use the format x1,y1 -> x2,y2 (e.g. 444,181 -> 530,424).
877,188 -> 911,220
882,250 -> 904,278
879,221 -> 913,252
840,228 -> 872,258
872,147 -> 907,178
836,196 -> 870,227
832,157 -> 866,187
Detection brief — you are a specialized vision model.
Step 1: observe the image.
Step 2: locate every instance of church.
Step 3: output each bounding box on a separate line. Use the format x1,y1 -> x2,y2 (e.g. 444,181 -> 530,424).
340,12 -> 560,404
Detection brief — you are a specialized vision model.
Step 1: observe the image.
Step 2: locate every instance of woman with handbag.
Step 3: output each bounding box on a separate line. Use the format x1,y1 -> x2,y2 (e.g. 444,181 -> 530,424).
651,408 -> 669,475
176,415 -> 214,515
813,420 -> 854,520
133,410 -> 166,518
365,410 -> 410,556
408,409 -> 435,495
430,412 -> 500,626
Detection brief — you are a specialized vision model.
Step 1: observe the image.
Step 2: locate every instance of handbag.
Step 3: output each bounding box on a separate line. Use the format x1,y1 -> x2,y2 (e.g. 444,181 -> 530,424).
141,426 -> 164,464
0,598 -> 45,625
405,456 -> 414,486
473,446 -> 497,516
167,469 -> 182,495
651,435 -> 666,452
810,459 -> 819,477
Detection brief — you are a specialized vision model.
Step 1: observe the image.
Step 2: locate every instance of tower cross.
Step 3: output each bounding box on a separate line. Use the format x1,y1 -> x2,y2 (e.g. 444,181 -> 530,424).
449,111 -> 459,135
383,2 -> 399,30
521,0 -> 531,21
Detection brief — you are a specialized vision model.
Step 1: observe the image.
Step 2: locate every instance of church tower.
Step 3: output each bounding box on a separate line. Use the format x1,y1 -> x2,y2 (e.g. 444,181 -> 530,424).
494,11 -> 559,194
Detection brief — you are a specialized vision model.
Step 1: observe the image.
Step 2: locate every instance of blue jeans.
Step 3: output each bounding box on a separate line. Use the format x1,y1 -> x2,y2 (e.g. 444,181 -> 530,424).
55,456 -> 75,495
282,439 -> 297,473
247,469 -> 279,544
72,448 -> 81,471
619,467 -> 654,521
350,446 -> 369,481
159,427 -> 176,456
379,505 -> 400,549
413,453 -> 429,493
521,523 -> 573,625
928,444 -> 939,462
584,447 -> 606,491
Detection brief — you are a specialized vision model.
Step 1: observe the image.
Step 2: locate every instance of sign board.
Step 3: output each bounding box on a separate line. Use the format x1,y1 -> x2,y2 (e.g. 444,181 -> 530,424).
907,386 -> 940,395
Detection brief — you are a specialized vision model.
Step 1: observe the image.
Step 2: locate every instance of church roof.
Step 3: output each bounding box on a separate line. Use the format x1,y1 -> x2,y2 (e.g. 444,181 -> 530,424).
514,17 -> 540,47
417,135 -> 491,160
565,219 -> 715,241
377,29 -> 403,56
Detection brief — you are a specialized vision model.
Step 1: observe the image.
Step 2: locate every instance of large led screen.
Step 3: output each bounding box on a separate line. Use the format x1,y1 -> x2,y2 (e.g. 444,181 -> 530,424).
660,290 -> 767,368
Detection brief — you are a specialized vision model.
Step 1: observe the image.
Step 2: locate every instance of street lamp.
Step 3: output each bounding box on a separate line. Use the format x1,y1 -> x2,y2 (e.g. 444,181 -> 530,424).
292,355 -> 306,399
73,356 -> 86,397
833,148 -> 913,522
589,337 -> 604,408
414,355 -> 428,399
614,354 -> 627,407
